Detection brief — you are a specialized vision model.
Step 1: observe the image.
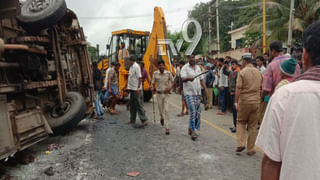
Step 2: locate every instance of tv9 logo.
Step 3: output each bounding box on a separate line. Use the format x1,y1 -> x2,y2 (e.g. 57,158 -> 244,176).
158,19 -> 202,56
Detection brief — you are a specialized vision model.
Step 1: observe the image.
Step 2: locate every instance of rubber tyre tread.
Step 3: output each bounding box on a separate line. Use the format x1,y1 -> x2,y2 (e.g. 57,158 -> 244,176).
47,92 -> 86,135
18,0 -> 67,32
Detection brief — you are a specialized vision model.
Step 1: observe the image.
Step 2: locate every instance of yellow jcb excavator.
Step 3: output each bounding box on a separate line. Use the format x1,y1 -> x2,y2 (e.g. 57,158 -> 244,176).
99,7 -> 175,102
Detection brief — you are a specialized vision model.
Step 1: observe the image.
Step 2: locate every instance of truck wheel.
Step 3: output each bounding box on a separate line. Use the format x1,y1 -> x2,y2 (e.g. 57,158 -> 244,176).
18,0 -> 67,32
45,92 -> 86,135
143,90 -> 152,102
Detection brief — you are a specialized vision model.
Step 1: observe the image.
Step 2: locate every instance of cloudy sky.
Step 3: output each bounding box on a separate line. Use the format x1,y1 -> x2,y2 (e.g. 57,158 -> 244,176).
66,0 -> 210,54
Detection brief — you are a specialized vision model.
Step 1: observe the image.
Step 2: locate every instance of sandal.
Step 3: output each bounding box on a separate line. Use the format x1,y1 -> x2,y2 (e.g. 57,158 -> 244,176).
108,108 -> 118,114
185,112 -> 189,115
177,113 -> 184,117
191,131 -> 198,141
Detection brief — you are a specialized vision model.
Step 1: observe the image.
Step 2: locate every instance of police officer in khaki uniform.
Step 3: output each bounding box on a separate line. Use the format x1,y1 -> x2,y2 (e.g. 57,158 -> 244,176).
234,55 -> 263,156
151,60 -> 174,135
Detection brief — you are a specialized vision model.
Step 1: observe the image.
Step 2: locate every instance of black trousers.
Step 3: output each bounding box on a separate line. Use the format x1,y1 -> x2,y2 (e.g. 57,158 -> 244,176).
129,90 -> 148,123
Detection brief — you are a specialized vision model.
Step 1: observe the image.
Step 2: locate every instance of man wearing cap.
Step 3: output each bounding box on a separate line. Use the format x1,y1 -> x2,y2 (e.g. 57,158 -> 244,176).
261,40 -> 301,99
275,58 -> 297,91
124,56 -> 148,127
107,62 -> 121,114
234,57 -> 263,156
181,55 -> 208,140
151,60 -> 174,135
256,22 -> 320,180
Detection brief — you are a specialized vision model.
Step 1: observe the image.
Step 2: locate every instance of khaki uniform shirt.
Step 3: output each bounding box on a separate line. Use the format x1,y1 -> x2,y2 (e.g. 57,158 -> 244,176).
108,68 -> 119,85
237,64 -> 263,104
152,70 -> 174,92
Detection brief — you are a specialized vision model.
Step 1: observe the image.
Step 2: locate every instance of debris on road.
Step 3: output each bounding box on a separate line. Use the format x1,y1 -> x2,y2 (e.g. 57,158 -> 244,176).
47,144 -> 65,151
109,121 -> 118,124
127,171 -> 140,177
45,151 -> 51,155
44,167 -> 54,176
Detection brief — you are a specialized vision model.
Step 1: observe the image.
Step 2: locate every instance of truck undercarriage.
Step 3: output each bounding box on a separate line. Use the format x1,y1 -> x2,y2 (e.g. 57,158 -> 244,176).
0,0 -> 94,160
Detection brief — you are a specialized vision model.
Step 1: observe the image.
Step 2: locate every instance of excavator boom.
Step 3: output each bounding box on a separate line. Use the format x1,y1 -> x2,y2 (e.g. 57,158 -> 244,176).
143,6 -> 175,83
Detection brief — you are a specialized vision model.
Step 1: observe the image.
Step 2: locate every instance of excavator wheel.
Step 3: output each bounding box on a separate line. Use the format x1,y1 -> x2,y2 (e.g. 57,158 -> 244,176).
45,92 -> 86,135
18,0 -> 67,32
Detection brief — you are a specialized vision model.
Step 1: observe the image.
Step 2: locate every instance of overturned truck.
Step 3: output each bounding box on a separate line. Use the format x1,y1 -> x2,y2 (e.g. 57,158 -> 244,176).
0,0 -> 94,160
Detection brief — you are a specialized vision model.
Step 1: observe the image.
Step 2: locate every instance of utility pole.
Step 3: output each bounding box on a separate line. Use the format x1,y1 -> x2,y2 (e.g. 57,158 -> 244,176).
96,44 -> 100,58
216,0 -> 220,57
208,3 -> 212,56
287,0 -> 295,54
262,0 -> 266,54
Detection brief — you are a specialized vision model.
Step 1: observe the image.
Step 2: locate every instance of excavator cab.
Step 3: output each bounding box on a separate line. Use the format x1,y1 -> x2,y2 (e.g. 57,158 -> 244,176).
107,29 -> 150,64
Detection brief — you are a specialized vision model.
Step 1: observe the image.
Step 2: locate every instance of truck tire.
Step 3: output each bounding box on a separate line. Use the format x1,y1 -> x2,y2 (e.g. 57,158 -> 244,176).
46,92 -> 86,135
18,0 -> 67,32
143,90 -> 152,102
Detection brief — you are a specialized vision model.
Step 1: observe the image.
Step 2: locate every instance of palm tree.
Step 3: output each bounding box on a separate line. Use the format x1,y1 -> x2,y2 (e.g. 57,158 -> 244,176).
248,0 -> 320,48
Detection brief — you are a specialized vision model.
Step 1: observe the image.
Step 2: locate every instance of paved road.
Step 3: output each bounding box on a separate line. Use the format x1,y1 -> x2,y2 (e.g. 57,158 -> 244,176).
0,94 -> 262,180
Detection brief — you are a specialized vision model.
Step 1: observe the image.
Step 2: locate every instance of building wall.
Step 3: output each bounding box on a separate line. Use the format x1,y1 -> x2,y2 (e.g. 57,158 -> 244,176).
212,48 -> 247,60
230,29 -> 246,49
228,25 -> 248,49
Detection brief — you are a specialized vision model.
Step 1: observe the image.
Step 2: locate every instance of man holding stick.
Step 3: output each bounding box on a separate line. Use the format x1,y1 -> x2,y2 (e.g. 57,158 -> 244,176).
151,60 -> 174,135
180,55 -> 208,141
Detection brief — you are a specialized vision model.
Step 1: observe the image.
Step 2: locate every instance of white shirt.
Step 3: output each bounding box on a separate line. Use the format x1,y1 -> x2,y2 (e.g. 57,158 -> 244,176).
218,67 -> 228,88
104,67 -> 112,88
180,63 -> 204,95
213,70 -> 218,86
176,66 -> 181,78
127,62 -> 142,91
259,65 -> 266,75
256,80 -> 320,180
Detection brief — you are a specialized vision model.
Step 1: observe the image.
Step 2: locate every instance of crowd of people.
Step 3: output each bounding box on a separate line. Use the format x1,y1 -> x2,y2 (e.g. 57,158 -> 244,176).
91,21 -> 320,180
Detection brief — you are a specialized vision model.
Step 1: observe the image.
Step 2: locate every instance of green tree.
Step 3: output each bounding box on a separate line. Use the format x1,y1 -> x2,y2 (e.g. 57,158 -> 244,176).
187,2 -> 210,55
88,45 -> 99,63
187,0 -> 261,54
248,0 -> 320,47
241,31 -> 262,48
168,31 -> 188,56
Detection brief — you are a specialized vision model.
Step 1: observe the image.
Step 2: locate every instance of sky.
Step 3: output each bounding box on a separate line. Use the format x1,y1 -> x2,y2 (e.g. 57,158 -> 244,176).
66,0 -> 211,54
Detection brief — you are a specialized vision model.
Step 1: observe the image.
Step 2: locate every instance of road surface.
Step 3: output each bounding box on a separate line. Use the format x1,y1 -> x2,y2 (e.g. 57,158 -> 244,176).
0,94 -> 262,180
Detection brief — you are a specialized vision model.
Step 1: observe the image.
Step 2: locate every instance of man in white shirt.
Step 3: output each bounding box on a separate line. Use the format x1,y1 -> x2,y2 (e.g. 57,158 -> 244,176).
256,56 -> 266,75
217,58 -> 228,115
180,55 -> 208,141
124,56 -> 148,127
256,22 -> 320,180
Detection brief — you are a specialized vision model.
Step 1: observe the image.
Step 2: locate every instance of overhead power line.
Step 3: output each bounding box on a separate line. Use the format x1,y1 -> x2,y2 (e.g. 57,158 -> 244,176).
79,7 -> 190,20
